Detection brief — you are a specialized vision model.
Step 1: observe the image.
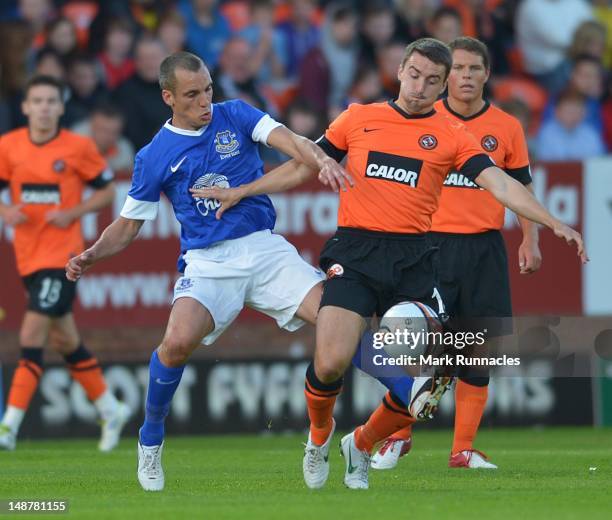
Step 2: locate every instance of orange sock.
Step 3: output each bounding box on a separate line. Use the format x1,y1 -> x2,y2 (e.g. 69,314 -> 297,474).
304,363 -> 342,445
68,358 -> 107,401
354,392 -> 416,453
451,380 -> 488,455
392,424 -> 413,440
7,359 -> 43,410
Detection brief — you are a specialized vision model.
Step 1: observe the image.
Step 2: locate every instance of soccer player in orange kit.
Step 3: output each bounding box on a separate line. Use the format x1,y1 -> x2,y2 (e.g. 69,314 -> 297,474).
0,76 -> 129,452
192,38 -> 586,490
371,36 -> 541,471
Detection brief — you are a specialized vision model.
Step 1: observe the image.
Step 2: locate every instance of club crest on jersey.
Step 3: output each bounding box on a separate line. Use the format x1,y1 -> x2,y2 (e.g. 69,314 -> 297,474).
215,130 -> 240,159
53,159 -> 66,172
419,134 -> 438,150
327,263 -> 344,278
192,173 -> 230,216
175,277 -> 194,292
481,135 -> 498,152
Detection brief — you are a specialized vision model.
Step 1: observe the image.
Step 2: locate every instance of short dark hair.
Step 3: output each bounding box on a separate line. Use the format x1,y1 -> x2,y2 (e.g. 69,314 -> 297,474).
91,101 -> 124,121
159,51 -> 205,92
449,36 -> 490,70
401,38 -> 452,80
68,53 -> 97,70
431,6 -> 462,24
556,89 -> 586,107
572,53 -> 603,69
24,75 -> 65,100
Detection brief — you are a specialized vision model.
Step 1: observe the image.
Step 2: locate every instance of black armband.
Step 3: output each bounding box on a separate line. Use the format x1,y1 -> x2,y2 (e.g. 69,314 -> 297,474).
315,136 -> 347,163
459,153 -> 495,181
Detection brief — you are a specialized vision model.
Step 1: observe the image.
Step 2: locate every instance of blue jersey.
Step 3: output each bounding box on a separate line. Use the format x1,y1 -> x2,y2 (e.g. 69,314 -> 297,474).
120,99 -> 282,270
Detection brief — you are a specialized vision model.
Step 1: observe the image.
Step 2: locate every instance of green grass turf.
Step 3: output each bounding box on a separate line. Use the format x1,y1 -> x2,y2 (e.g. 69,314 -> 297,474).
0,427 -> 610,519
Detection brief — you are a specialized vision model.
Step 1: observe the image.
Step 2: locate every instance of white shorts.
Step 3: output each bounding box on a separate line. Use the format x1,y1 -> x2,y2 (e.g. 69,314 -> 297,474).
172,230 -> 325,345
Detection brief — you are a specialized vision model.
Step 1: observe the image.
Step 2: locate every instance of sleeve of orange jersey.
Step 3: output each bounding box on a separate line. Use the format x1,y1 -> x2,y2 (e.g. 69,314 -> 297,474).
324,104 -> 354,151
505,119 -> 532,185
76,137 -> 109,182
452,125 -> 494,180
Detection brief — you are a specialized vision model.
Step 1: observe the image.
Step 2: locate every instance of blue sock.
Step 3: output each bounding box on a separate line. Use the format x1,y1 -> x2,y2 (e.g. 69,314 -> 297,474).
352,330 -> 414,407
139,350 -> 185,446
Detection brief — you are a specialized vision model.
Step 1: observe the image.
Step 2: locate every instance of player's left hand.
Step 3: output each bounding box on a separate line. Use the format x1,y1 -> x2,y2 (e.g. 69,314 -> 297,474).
318,157 -> 354,193
518,239 -> 542,274
190,185 -> 244,220
552,221 -> 589,264
46,209 -> 75,228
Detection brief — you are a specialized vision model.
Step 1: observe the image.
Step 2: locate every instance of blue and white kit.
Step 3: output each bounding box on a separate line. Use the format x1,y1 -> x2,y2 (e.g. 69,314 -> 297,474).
121,99 -> 324,344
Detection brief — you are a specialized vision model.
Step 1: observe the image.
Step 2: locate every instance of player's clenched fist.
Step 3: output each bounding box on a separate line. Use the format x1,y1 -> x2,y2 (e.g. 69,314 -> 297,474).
65,251 -> 95,281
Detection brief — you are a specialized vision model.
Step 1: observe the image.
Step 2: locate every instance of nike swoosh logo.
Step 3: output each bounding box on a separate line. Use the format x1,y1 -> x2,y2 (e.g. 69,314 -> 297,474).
155,377 -> 180,385
363,128 -> 381,133
347,444 -> 357,473
170,156 -> 187,173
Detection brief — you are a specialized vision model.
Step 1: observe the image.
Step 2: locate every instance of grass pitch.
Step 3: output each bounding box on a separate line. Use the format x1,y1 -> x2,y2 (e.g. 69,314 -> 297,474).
1,427 -> 610,519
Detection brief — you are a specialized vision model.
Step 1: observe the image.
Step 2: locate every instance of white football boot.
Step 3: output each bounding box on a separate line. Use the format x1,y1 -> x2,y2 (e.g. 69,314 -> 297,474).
449,449 -> 498,469
409,375 -> 453,420
340,431 -> 371,490
303,419 -> 336,489
0,424 -> 16,451
371,436 -> 412,470
137,441 -> 165,491
99,402 -> 131,452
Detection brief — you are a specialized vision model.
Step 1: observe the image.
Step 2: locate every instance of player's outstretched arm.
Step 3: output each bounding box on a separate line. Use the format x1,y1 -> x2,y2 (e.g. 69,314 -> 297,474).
65,216 -> 143,281
190,159 -> 316,220
266,126 -> 353,192
47,182 -> 115,228
475,167 -> 588,263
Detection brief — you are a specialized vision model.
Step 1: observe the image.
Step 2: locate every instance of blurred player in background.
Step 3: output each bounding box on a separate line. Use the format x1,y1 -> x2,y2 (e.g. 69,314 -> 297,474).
199,38 -> 587,491
371,36 -> 541,471
0,75 -> 129,452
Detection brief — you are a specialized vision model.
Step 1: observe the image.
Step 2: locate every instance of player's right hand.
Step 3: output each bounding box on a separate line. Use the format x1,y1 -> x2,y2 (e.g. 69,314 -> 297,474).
2,204 -> 27,226
65,251 -> 95,281
552,221 -> 589,264
318,157 -> 354,193
189,186 -> 244,220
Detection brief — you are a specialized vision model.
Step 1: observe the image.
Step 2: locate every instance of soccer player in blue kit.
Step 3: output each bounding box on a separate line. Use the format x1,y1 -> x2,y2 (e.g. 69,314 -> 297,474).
65,52 -> 441,492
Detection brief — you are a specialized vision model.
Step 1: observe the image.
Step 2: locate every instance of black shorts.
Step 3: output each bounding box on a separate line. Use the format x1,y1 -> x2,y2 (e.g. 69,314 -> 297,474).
21,269 -> 77,318
319,227 -> 443,318
428,230 -> 512,335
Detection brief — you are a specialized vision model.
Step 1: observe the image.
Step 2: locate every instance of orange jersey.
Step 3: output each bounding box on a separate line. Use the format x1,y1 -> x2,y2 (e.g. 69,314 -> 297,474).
0,128 -> 109,276
431,99 -> 531,233
321,101 -> 494,234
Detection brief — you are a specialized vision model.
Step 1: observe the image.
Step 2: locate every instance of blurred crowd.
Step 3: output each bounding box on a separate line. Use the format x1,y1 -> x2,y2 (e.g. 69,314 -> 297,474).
0,0 -> 611,171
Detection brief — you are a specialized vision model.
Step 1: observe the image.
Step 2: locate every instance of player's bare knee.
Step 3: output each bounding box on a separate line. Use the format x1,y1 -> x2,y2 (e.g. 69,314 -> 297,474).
50,338 -> 78,355
314,358 -> 345,384
159,336 -> 197,367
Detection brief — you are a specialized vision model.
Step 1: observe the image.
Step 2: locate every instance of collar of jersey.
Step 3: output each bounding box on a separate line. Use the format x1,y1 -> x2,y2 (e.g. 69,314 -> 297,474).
164,105 -> 214,136
388,100 -> 436,120
442,98 -> 490,121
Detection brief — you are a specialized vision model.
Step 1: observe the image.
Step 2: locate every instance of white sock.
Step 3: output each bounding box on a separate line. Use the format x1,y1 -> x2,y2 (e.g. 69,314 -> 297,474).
94,390 -> 119,421
2,406 -> 26,435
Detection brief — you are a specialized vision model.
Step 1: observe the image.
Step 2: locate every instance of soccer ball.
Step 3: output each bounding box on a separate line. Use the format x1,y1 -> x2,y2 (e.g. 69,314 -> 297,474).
378,301 -> 441,359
